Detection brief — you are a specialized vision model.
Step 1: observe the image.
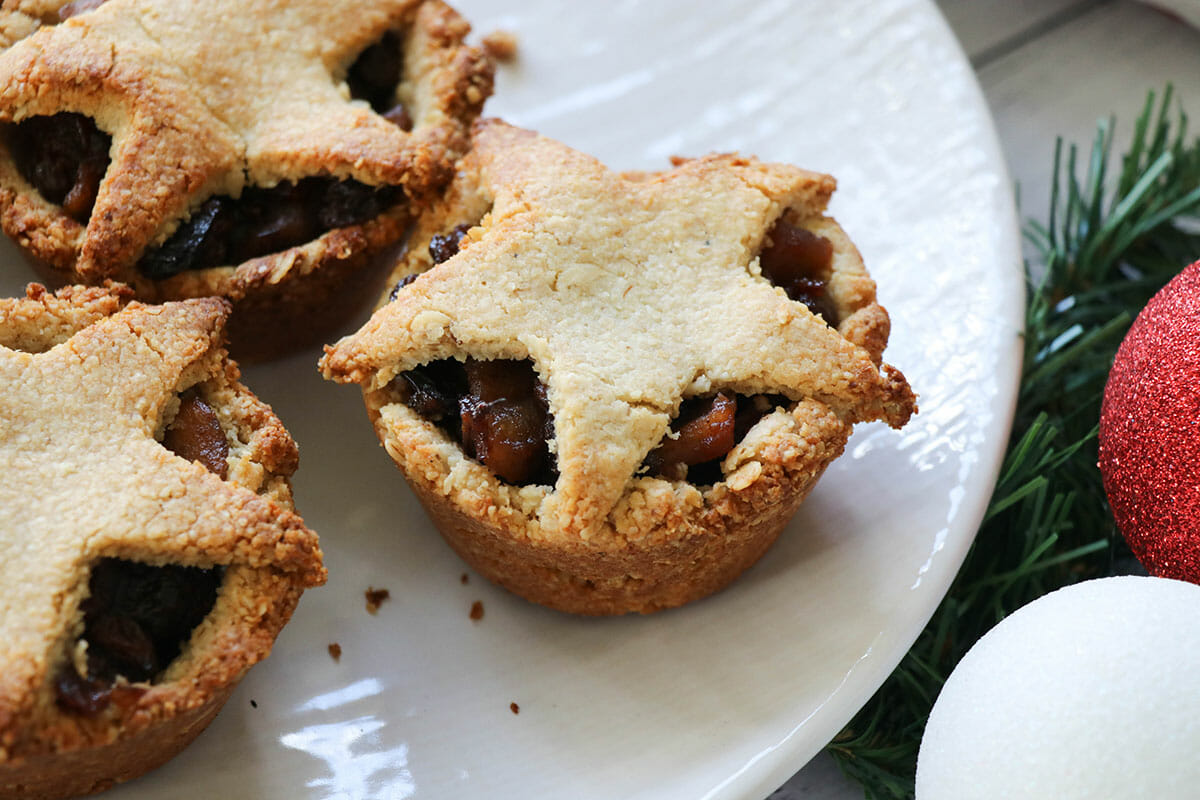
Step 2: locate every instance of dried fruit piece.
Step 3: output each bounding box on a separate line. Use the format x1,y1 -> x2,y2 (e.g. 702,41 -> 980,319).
429,223 -> 473,264
387,272 -> 421,301
644,393 -> 736,480
759,220 -> 838,325
394,359 -> 467,424
163,392 -> 229,479
460,359 -> 552,485
53,669 -> 112,716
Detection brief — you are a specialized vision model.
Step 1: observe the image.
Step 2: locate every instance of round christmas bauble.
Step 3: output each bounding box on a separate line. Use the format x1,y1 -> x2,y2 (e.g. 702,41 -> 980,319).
915,576 -> 1200,800
1100,260 -> 1200,583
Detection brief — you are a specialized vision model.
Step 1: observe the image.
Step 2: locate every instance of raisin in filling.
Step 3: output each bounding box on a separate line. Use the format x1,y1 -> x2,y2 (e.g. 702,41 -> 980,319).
387,272 -> 420,301
138,177 -> 401,280
8,113 -> 111,223
392,358 -> 557,486
644,392 -> 786,484
54,389 -> 230,715
347,30 -> 412,130
387,222 -> 474,299
759,220 -> 838,326
429,223 -> 473,264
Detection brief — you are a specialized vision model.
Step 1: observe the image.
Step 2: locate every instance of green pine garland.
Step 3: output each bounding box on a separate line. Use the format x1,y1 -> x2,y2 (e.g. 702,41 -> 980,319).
824,85 -> 1200,798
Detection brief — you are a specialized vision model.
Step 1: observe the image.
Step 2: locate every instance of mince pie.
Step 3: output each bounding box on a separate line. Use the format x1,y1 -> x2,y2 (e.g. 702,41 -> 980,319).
0,0 -> 493,359
0,284 -> 324,798
321,120 -> 916,615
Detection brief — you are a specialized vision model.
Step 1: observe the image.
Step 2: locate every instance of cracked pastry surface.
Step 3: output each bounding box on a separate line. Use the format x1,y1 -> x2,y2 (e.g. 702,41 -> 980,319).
0,283 -> 324,799
0,0 -> 493,357
322,120 -> 915,615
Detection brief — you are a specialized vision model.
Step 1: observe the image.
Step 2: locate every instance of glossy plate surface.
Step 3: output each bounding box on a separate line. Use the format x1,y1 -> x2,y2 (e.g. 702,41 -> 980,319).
0,1 -> 1022,797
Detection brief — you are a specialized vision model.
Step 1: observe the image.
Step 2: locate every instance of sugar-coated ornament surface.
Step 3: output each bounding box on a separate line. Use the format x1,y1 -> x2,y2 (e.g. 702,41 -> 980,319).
916,576 -> 1200,800
1100,260 -> 1200,582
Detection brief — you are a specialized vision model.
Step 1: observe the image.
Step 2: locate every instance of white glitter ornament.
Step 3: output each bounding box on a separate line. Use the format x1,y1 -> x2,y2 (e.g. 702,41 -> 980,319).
915,576 -> 1200,800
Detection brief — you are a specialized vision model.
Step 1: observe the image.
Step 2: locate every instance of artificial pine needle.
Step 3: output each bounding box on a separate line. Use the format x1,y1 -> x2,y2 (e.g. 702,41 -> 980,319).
825,86 -> 1200,798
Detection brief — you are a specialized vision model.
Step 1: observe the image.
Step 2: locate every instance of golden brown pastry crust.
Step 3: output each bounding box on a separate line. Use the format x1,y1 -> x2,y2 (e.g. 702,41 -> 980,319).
322,120 -> 915,614
0,684 -> 233,800
388,398 -> 852,614
0,283 -> 324,797
0,0 -> 493,358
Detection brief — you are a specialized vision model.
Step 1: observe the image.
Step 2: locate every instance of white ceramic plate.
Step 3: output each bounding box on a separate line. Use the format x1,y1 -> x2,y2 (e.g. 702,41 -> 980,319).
0,1 -> 1021,797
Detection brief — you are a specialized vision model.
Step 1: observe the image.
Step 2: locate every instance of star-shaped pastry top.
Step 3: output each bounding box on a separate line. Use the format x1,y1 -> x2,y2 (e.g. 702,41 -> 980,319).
0,0 -> 492,277
0,285 -> 322,731
322,120 -> 915,534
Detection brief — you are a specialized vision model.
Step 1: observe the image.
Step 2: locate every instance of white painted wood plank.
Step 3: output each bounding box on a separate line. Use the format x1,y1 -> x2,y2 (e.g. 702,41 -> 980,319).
979,0 -> 1200,232
936,0 -> 1086,59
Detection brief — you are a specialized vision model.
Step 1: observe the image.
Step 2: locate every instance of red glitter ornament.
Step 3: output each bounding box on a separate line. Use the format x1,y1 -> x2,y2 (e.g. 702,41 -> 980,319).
1100,260 -> 1200,584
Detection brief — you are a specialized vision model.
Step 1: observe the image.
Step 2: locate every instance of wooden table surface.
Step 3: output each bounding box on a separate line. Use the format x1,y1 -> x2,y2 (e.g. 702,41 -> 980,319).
771,1 -> 1200,797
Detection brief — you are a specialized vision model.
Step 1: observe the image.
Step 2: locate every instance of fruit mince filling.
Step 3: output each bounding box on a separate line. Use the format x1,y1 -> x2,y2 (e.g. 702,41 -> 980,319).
8,112 -> 111,223
347,29 -> 413,130
137,177 -> 402,280
644,392 -> 787,484
759,219 -> 838,326
54,560 -> 223,716
55,391 -> 228,716
387,221 -> 476,301
391,358 -> 557,486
